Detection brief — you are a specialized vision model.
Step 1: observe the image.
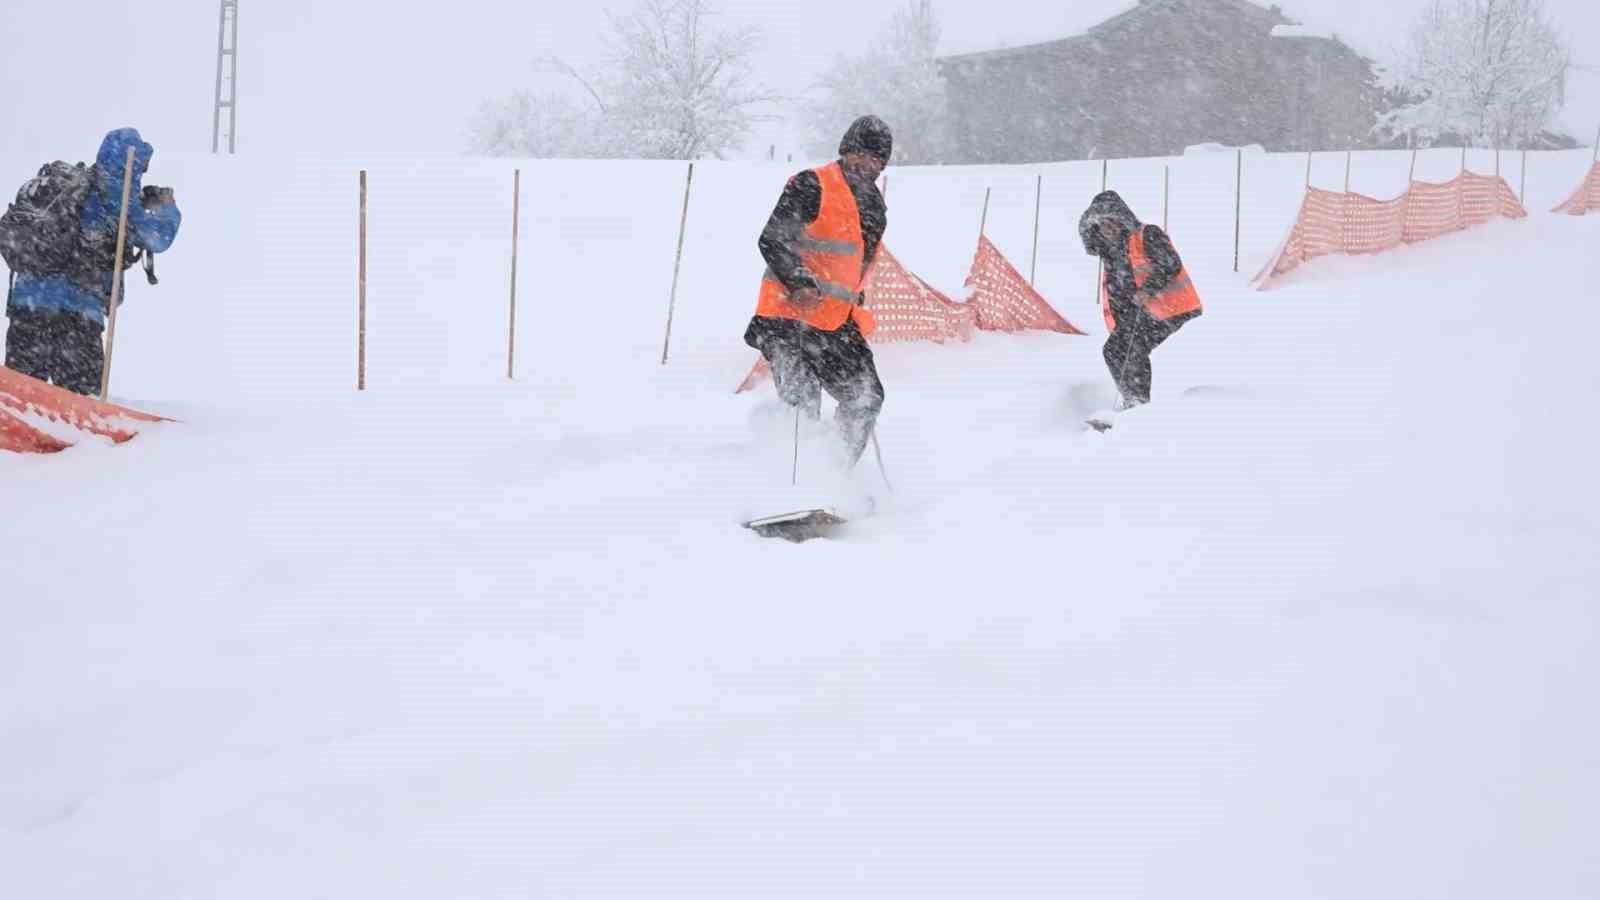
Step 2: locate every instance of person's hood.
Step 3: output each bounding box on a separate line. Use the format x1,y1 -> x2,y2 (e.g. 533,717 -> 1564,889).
96,128 -> 154,183
1079,190 -> 1142,256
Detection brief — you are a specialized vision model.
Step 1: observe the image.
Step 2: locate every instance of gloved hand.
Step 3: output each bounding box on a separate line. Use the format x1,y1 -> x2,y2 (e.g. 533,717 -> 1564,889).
787,272 -> 823,309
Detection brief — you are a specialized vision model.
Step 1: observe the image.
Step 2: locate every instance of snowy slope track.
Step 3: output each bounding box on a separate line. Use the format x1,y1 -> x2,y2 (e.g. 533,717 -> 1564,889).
2,148 -> 1598,898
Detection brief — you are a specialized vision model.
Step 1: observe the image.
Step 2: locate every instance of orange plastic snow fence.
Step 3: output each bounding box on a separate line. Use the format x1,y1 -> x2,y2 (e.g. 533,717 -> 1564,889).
1254,171 -> 1527,289
0,366 -> 168,454
1553,162 -> 1600,216
736,239 -> 1085,393
966,235 -> 1086,336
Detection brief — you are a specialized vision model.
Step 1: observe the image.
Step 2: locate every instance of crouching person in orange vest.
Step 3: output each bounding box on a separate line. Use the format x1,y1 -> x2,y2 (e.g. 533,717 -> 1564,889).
743,116 -> 890,468
1079,191 -> 1201,408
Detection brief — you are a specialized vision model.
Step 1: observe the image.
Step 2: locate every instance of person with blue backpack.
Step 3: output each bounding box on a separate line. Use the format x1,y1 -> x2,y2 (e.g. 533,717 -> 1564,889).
1,128 -> 182,395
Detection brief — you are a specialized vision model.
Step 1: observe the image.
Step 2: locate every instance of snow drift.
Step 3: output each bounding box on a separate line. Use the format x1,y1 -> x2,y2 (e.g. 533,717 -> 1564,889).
2,146 -> 1597,899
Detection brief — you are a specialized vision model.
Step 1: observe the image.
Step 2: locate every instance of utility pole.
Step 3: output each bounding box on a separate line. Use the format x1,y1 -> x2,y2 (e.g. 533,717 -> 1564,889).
211,0 -> 240,154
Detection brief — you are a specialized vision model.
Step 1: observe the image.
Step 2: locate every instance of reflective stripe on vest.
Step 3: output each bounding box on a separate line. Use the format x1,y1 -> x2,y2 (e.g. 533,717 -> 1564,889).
754,162 -> 877,337
762,268 -> 861,303
793,235 -> 863,256
1099,227 -> 1202,332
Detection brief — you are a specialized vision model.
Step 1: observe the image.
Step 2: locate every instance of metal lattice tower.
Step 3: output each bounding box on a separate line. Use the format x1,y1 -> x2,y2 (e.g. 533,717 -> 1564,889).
211,0 -> 240,154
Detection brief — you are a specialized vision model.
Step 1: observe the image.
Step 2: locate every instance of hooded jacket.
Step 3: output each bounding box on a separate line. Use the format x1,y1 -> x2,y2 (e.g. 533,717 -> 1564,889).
7,129 -> 183,324
1078,191 -> 1187,328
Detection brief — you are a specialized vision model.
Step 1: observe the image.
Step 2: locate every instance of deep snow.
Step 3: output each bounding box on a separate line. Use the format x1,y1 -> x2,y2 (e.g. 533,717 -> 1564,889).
2,146 -> 1597,898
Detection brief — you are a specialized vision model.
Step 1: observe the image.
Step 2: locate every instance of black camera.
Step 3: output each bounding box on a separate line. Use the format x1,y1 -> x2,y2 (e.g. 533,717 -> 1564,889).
140,185 -> 174,209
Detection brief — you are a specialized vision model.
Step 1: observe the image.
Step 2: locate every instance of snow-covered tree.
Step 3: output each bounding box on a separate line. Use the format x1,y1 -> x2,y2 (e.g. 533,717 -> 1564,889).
466,92 -> 607,159
801,1 -> 952,164
471,0 -> 775,160
1381,0 -> 1570,148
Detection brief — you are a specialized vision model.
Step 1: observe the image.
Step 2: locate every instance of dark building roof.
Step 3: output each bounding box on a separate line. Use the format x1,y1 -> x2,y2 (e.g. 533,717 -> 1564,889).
941,0 -> 1289,66
935,0 -> 1384,163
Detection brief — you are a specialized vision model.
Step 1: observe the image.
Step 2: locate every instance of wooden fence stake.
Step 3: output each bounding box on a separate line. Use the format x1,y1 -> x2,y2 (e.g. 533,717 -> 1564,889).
507,169 -> 521,380
1163,164 -> 1170,232
1233,148 -> 1243,273
1408,148 -> 1419,184
1029,174 -> 1042,285
1094,160 -> 1107,311
358,170 -> 367,391
98,147 -> 136,401
659,162 -> 694,366
1305,151 -> 1313,188
978,186 -> 991,240
1344,150 -> 1352,193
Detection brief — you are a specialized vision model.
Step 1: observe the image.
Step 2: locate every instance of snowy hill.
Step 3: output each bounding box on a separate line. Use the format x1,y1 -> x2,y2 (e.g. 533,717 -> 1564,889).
3,147 -> 1598,898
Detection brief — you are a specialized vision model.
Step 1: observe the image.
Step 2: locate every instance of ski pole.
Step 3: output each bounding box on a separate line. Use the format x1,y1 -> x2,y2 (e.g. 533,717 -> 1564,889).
791,408 -> 801,486
871,430 -> 893,494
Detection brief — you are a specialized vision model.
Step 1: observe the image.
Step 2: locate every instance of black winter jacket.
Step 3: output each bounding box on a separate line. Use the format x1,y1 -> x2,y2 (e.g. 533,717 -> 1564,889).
1079,190 -> 1186,328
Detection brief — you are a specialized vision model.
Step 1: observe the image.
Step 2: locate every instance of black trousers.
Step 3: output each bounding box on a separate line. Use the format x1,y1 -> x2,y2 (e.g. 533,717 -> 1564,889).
746,316 -> 885,467
1102,308 -> 1186,406
4,308 -> 105,396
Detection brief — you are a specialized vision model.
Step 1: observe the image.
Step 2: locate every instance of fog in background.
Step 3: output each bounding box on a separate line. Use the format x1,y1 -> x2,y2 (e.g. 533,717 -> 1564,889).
1,0 -> 1595,160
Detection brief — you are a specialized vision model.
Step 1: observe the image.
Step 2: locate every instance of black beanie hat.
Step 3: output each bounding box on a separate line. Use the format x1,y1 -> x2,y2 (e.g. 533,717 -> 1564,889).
839,115 -> 893,164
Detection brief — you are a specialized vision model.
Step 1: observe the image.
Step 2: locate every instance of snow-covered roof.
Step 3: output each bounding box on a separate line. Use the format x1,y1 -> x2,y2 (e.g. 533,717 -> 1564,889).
1255,0 -> 1386,61
1271,24 -> 1337,40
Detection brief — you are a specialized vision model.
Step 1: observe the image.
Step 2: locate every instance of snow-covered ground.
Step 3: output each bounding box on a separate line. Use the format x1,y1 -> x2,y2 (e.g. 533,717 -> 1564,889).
3,147 -> 1598,898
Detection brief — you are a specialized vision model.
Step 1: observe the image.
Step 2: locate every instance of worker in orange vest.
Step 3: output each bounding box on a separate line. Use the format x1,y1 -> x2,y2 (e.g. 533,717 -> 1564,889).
1079,190 -> 1202,408
744,116 -> 890,468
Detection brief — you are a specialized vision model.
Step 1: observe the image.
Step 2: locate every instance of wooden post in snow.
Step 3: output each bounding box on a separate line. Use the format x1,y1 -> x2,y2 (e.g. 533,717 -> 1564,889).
1340,151 -> 1353,251
659,162 -> 694,366
506,169 -> 521,381
1495,148 -> 1501,177
357,170 -> 368,391
98,146 -> 137,402
1029,174 -> 1042,285
1164,162 -> 1177,230
1095,160 -> 1108,310
978,186 -> 991,240
1163,165 -> 1170,232
1233,148 -> 1243,274
1305,151 -> 1313,189
1408,148 -> 1419,184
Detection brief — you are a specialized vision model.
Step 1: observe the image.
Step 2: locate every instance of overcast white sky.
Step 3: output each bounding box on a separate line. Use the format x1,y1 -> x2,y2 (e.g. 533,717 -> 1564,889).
0,0 -> 1594,159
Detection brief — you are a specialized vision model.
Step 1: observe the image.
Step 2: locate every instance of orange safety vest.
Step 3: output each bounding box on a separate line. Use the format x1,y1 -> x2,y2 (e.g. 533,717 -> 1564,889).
754,162 -> 877,337
1099,227 -> 1202,333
